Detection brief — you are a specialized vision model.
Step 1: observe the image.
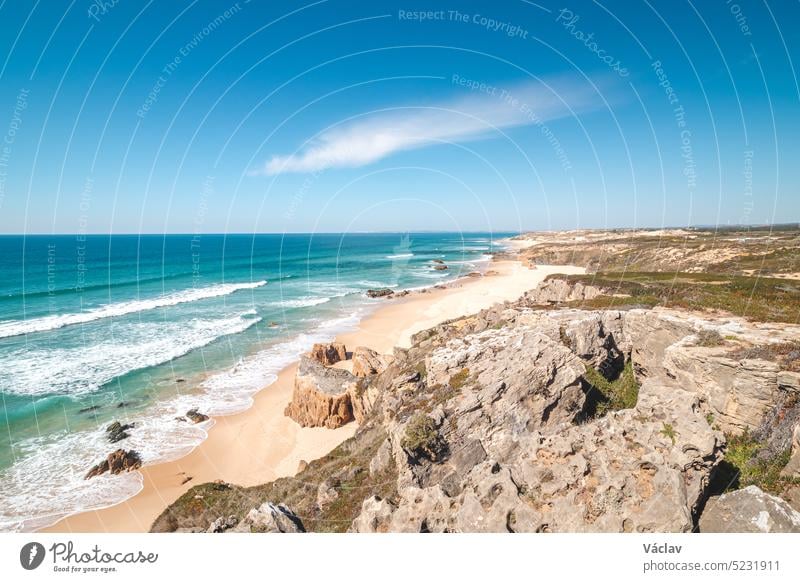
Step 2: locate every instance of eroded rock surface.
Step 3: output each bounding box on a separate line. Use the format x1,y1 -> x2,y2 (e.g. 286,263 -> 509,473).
351,346 -> 392,377
700,486 -> 800,533
85,449 -> 142,479
155,286 -> 800,533
285,356 -> 357,428
310,342 -> 347,366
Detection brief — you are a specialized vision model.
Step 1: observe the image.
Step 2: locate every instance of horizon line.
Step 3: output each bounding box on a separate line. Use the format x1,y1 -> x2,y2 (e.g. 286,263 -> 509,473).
0,222 -> 797,237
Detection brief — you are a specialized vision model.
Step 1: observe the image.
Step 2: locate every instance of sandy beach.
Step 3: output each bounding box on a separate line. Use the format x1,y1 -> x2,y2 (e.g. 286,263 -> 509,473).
44,259 -> 584,533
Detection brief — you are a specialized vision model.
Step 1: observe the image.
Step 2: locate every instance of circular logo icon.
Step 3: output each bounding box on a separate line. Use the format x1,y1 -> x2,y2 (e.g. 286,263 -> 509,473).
20,542 -> 46,570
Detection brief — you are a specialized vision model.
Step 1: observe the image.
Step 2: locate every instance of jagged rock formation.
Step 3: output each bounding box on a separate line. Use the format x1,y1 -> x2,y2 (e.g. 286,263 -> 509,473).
351,346 -> 391,377
188,503 -> 305,533
231,503 -> 304,533
310,342 -> 347,366
106,421 -> 134,443
284,356 -> 357,428
85,449 -> 142,479
524,277 -> 603,304
699,486 -> 800,532
351,325 -> 723,532
156,276 -> 800,533
783,424 -> 800,477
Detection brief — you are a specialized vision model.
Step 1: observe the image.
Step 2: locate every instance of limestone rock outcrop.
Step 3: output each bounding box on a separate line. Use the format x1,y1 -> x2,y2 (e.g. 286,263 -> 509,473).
351,346 -> 391,377
352,375 -> 723,533
783,424 -> 800,477
524,277 -> 603,304
700,486 -> 800,532
310,342 -> 347,366
232,502 -> 305,533
156,286 -> 800,533
285,356 -> 356,428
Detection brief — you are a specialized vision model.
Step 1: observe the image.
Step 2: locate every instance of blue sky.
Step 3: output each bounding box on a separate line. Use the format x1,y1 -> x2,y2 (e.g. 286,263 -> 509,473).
0,0 -> 797,234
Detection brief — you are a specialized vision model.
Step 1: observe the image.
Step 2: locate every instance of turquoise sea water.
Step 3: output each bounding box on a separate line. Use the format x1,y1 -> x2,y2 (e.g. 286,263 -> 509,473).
0,232 -> 509,531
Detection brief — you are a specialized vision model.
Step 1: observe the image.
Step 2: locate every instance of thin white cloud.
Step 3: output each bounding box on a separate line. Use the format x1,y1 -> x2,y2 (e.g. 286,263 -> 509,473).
257,76 -> 608,175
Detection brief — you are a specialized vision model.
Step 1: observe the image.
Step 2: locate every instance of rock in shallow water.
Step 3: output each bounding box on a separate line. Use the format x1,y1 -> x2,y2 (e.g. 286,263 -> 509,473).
186,409 -> 209,423
85,449 -> 142,479
105,420 -> 135,443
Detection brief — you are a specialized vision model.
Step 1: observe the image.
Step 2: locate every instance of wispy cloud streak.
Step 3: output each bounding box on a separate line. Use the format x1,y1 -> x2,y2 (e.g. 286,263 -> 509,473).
257,76 -> 609,175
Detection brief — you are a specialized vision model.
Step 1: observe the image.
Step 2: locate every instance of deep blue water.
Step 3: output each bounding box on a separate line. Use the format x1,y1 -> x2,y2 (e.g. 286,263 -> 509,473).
0,232 -> 510,531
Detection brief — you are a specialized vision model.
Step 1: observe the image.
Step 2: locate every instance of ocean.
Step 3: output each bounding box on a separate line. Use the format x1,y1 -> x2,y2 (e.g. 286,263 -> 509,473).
0,232 -> 509,531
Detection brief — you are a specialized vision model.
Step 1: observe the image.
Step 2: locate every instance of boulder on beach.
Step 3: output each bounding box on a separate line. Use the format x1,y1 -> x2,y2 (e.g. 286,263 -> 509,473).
310,342 -> 347,366
85,449 -> 142,479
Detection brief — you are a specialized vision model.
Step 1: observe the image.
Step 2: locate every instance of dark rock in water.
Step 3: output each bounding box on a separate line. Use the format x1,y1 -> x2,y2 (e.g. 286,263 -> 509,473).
366,288 -> 393,299
433,264 -> 448,271
268,321 -> 279,328
432,259 -> 445,264
85,449 -> 142,479
175,378 -> 185,383
186,408 -> 210,423
106,421 -> 135,443
78,405 -> 101,413
175,416 -> 187,422
116,402 -> 128,408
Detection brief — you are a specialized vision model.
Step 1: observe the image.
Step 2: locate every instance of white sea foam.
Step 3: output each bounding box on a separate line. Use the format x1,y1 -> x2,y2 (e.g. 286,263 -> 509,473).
446,254 -> 493,265
357,281 -> 399,289
0,307 -> 367,532
271,297 -> 331,309
0,313 -> 262,396
0,280 -> 267,339
385,253 -> 414,259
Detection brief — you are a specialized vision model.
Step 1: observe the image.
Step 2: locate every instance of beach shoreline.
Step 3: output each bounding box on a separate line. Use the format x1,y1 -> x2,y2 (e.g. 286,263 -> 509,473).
43,256 -> 584,533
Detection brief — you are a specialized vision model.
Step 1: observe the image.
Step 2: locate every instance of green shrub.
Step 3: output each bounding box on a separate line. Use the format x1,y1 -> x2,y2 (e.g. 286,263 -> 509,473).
401,413 -> 441,460
584,360 -> 640,416
721,430 -> 796,494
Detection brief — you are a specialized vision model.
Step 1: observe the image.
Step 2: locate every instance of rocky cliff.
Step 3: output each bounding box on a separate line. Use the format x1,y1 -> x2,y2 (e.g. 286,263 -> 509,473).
153,272 -> 800,533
